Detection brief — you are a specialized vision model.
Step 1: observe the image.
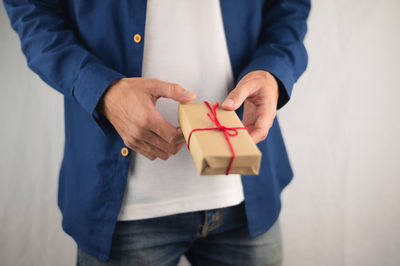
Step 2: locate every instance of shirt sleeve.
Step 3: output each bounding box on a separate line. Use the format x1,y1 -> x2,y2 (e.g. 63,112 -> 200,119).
3,0 -> 125,132
237,0 -> 311,109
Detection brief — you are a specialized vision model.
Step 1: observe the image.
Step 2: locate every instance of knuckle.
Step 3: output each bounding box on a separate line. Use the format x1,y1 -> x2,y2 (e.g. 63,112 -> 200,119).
171,147 -> 179,155
159,155 -> 168,160
128,129 -> 139,140
144,153 -> 156,160
172,143 -> 184,154
151,78 -> 161,83
169,83 -> 182,95
248,80 -> 261,91
144,78 -> 159,91
166,135 -> 175,144
135,119 -> 144,128
170,132 -> 183,144
123,140 -> 131,148
137,115 -> 151,128
169,83 -> 178,91
145,115 -> 154,127
168,143 -> 178,154
129,138 -> 138,146
171,135 -> 181,144
124,140 -> 135,150
123,134 -> 136,145
146,78 -> 158,85
118,78 -> 129,87
135,128 -> 147,139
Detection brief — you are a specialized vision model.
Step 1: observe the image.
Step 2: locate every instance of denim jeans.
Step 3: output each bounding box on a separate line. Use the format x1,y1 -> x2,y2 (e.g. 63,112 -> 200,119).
76,201 -> 282,266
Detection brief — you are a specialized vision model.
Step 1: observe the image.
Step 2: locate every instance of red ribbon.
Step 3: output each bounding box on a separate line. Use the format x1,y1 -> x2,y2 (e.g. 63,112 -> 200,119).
187,101 -> 248,175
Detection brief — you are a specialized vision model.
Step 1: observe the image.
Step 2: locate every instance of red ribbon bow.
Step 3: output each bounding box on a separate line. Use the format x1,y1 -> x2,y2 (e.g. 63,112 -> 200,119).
187,101 -> 248,175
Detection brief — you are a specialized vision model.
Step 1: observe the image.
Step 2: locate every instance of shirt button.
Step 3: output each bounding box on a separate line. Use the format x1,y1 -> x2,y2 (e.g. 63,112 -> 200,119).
133,33 -> 142,43
121,147 -> 129,157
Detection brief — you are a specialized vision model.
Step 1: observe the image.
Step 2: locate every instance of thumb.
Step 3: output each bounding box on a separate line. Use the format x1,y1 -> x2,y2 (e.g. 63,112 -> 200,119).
150,79 -> 196,103
221,84 -> 250,111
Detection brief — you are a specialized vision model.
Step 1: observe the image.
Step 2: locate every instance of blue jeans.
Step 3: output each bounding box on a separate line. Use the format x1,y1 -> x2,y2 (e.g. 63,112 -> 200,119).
77,201 -> 282,266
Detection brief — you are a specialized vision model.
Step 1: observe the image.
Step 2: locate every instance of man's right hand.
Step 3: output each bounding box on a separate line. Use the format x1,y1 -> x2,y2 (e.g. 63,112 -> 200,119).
99,78 -> 196,160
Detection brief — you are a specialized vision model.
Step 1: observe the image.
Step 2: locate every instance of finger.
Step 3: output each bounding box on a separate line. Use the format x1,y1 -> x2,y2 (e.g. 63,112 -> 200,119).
139,129 -> 182,154
136,139 -> 171,160
171,141 -> 186,155
147,143 -> 171,160
175,127 -> 186,144
248,121 -> 270,144
242,100 -> 257,127
148,79 -> 197,103
149,111 -> 185,144
141,132 -> 185,156
249,107 -> 276,143
129,144 -> 156,161
221,83 -> 255,111
125,137 -> 170,160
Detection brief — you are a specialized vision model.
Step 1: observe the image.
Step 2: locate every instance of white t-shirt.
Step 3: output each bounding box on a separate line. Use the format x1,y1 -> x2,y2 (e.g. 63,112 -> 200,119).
117,0 -> 244,221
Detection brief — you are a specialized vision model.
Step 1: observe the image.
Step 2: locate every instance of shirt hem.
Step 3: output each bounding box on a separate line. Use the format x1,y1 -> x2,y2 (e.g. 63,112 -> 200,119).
117,188 -> 245,221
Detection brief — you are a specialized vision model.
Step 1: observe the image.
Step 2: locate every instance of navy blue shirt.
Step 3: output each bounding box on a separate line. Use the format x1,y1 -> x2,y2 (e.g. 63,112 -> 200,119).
4,0 -> 310,261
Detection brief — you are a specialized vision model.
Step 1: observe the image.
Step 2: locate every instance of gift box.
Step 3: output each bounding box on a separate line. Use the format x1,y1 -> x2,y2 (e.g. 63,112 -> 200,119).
178,101 -> 262,175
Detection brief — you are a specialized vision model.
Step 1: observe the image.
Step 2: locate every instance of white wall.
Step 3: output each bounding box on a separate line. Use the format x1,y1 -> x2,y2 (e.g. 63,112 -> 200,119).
0,1 -> 399,265
0,4 -> 72,266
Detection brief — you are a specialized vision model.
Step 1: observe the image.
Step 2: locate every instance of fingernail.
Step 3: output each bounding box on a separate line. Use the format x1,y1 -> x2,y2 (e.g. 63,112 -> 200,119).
223,99 -> 234,107
183,90 -> 195,99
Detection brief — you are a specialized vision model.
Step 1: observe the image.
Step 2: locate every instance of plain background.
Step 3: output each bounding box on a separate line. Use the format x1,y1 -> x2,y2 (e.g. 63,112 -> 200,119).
1,0 -> 399,265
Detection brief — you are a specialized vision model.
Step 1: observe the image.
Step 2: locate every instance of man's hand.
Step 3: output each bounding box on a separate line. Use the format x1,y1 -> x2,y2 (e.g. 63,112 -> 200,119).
99,78 -> 197,160
221,70 -> 279,144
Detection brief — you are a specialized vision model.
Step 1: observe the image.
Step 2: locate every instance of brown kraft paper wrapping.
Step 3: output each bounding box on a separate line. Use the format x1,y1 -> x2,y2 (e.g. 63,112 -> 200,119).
178,101 -> 262,175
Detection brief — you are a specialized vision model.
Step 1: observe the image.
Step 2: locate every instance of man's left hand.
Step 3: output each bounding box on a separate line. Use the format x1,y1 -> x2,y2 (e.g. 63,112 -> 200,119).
221,70 -> 279,144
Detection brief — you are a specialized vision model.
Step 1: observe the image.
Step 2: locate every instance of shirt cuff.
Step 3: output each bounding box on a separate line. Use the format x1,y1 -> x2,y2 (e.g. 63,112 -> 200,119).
237,56 -> 294,110
72,60 -> 125,134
